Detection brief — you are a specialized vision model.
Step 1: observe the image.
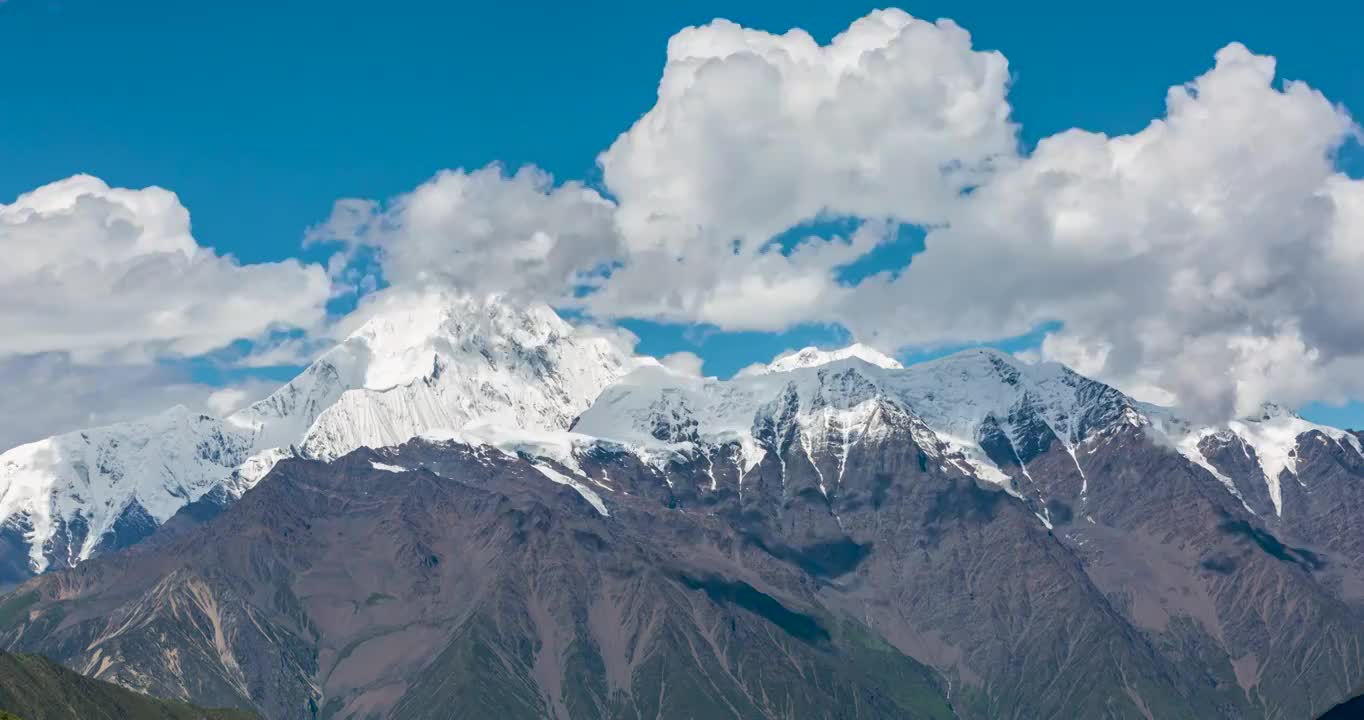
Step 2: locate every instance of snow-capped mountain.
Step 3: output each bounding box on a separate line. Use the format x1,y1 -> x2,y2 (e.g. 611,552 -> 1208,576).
0,291 -> 644,580
762,342 -> 903,373
1145,401 -> 1364,516
574,346 -> 1364,524
228,291 -> 640,461
4,292 -> 1362,585
10,334 -> 1364,719
575,347 -> 1140,489
0,405 -> 254,578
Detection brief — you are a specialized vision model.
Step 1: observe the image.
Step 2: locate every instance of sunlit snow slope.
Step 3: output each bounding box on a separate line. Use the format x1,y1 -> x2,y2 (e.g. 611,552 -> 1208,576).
574,346 -> 1364,517
2,303 -> 1360,582
0,291 -> 643,576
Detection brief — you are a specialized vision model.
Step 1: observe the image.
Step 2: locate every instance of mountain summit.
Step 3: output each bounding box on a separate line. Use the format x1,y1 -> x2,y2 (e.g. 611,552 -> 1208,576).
763,342 -> 903,373
0,291 -> 644,581
3,292 -> 1360,585
228,290 -> 643,461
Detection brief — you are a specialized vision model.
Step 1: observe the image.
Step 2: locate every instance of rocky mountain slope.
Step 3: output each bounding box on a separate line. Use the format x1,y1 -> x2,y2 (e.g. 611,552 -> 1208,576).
0,443 -> 957,719
4,343 -> 1364,718
0,292 -> 644,584
0,649 -> 257,720
570,350 -> 1364,718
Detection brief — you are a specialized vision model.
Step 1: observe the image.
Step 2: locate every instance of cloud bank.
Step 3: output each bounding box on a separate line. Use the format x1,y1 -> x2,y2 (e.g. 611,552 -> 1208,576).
0,175 -> 331,446
0,175 -> 331,360
844,43 -> 1364,419
588,10 -> 1015,329
7,9 -> 1364,436
316,15 -> 1361,421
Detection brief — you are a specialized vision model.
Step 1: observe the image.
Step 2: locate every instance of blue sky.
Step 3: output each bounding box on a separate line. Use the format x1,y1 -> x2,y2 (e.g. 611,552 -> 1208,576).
2,0 -> 1363,427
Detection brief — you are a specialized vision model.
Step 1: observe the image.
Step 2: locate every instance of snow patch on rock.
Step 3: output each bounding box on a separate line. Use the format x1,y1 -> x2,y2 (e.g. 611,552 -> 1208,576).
575,346 -> 1135,491
1152,402 -> 1364,515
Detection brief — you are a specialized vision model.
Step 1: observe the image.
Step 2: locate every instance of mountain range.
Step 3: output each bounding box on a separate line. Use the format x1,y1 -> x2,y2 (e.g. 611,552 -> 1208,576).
0,291 -> 642,586
3,294 -> 1364,718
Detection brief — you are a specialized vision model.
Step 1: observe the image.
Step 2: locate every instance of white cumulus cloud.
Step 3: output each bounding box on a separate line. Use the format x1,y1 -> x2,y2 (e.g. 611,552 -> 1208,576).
0,174 -> 332,360
584,9 -> 1015,329
311,164 -> 621,304
661,351 -> 705,377
843,43 -> 1364,419
301,10 -> 1017,335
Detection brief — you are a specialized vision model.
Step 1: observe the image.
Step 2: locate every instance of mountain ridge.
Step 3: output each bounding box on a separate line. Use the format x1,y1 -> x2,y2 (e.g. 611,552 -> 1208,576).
5,303 -> 1364,716
9,382 -> 1364,717
4,294 -> 1359,583
0,291 -> 645,582
2,295 -> 1361,614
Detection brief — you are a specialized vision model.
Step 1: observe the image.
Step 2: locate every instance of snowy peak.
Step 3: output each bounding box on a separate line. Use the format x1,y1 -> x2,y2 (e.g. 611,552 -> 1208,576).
893,348 -> 1136,450
338,291 -> 579,391
227,290 -> 644,461
862,348 -> 1139,485
1151,401 -> 1364,516
0,290 -> 645,579
0,405 -> 254,573
764,343 -> 903,373
576,348 -> 1139,488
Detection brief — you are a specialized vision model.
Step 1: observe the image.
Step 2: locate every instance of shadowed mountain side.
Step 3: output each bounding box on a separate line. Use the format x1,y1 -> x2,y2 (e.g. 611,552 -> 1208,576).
1319,691 -> 1364,719
0,443 -> 955,720
0,650 -> 258,720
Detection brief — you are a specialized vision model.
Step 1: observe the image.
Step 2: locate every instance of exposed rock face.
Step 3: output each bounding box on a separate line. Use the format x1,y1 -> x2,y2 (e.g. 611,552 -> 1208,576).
1052,421 -> 1364,719
1196,431 -> 1276,516
1157,406 -> 1364,607
0,442 -> 956,720
1278,429 -> 1364,567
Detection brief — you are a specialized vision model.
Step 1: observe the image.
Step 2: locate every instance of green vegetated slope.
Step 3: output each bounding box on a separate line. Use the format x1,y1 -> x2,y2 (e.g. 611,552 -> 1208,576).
0,650 -> 258,720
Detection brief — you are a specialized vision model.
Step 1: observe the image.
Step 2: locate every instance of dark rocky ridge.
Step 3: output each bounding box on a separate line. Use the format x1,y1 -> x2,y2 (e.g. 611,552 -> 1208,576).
0,440 -> 958,719
4,359 -> 1364,718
